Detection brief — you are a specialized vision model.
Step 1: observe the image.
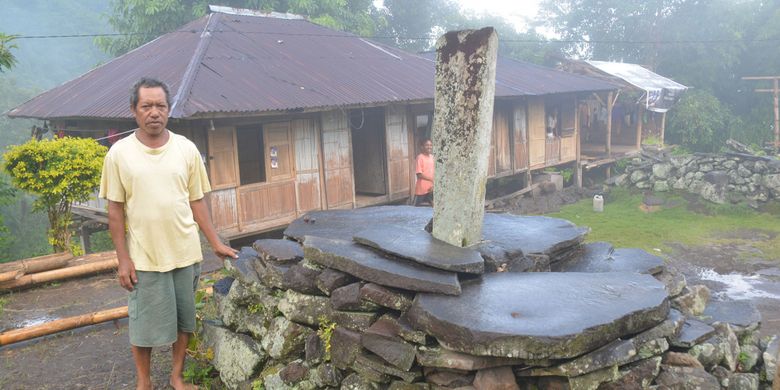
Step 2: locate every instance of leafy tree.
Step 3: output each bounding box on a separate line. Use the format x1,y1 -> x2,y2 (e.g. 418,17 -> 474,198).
97,0 -> 383,56
0,176 -> 15,259
666,89 -> 735,153
0,33 -> 17,72
3,138 -> 107,253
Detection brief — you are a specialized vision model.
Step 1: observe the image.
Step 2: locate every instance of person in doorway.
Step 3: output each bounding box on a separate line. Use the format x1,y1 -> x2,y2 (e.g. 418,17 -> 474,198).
415,138 -> 435,206
100,77 -> 238,390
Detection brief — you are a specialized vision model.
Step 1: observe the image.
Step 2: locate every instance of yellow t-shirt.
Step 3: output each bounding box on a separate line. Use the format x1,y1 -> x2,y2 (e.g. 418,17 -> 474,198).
99,131 -> 211,272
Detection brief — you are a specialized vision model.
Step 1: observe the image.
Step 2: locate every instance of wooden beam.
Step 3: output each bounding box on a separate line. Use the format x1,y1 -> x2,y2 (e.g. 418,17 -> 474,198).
661,112 -> 667,147
742,76 -> 780,80
636,106 -> 643,150
0,306 -> 129,346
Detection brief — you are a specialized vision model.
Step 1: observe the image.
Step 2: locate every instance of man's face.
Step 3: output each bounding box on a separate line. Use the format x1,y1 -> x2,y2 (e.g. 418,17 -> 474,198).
131,86 -> 169,136
423,140 -> 433,155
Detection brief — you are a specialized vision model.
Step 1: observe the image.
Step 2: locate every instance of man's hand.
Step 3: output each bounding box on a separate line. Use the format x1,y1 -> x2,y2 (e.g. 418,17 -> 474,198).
213,242 -> 239,260
117,258 -> 138,291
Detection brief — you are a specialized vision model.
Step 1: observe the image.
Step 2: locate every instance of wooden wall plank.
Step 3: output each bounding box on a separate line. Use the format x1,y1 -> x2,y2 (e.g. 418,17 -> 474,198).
494,106 -> 512,175
513,103 -> 529,171
528,97 -> 546,168
385,105 -> 411,199
321,111 -> 354,208
207,127 -> 238,190
293,119 -> 321,213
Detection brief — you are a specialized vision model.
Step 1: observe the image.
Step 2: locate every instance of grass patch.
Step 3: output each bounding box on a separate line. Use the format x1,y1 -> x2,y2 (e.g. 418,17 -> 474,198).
550,187 -> 780,258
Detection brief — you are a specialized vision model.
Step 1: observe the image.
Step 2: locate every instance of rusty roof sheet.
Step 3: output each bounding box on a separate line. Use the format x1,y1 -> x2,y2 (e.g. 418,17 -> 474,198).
9,12 -> 435,120
9,11 -> 616,121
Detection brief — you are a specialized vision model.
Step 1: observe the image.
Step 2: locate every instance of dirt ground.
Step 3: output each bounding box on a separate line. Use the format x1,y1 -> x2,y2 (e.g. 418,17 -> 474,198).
1,191 -> 779,389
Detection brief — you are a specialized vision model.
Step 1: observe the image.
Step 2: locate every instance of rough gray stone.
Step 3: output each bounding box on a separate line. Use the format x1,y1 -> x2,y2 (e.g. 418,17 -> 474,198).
308,363 -> 341,388
738,344 -> 761,372
277,290 -> 331,327
630,170 -> 648,183
762,335 -> 779,382
315,268 -> 356,295
304,236 -> 461,295
253,239 -> 303,263
331,282 -> 380,312
598,356 -> 661,390
653,163 -> 672,180
355,352 -> 422,383
305,332 -> 324,364
281,262 -> 321,295
226,247 -> 262,286
728,373 -> 759,390
279,360 -> 308,385
632,309 -> 685,345
653,268 -> 687,297
407,272 -> 669,359
361,316 -> 417,371
670,318 -> 715,348
354,226 -> 485,274
655,365 -> 720,389
340,372 -> 383,390
714,323 -> 741,372
662,351 -> 703,369
473,366 -> 519,390
360,283 -> 414,312
568,365 -> 619,390
261,316 -> 312,360
416,346 -> 526,371
201,321 -> 266,389
520,339 -> 636,377
671,285 -> 710,316
388,381 -> 431,390
331,326 -> 364,370
653,181 -> 669,192
253,257 -> 292,289
689,338 -> 724,371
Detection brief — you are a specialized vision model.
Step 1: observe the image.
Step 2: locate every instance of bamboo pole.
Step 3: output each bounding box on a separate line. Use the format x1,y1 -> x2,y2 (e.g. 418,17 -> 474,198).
0,270 -> 22,283
0,306 -> 128,346
0,258 -> 118,291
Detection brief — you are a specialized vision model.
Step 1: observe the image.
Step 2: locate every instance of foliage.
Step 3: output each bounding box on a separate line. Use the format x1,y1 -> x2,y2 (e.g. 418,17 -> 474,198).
0,176 -> 15,258
666,90 -> 735,152
0,296 -> 7,317
317,316 -> 337,361
3,137 -> 107,252
0,33 -> 18,72
183,360 -> 215,388
550,187 -> 780,259
252,380 -> 265,390
97,0 -> 382,56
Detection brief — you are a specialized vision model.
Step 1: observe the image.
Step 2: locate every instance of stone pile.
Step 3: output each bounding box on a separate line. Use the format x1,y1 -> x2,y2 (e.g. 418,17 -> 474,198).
618,147 -> 780,206
200,206 -> 776,389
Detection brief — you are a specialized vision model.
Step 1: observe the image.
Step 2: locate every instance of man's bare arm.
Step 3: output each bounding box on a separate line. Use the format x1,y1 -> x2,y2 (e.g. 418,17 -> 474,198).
190,198 -> 238,260
108,200 -> 137,291
416,172 -> 434,182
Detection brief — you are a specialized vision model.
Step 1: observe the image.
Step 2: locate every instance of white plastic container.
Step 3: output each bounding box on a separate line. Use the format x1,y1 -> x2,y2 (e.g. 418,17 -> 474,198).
593,194 -> 604,212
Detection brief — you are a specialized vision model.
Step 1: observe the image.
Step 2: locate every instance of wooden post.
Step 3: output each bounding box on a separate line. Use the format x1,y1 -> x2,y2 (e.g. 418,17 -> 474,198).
606,92 -> 613,157
431,28 -> 498,247
660,112 -> 666,147
636,107 -> 643,150
575,97 -> 583,188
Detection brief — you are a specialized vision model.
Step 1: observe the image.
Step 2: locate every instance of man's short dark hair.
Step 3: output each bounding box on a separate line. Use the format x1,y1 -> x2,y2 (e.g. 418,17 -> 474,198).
130,78 -> 171,109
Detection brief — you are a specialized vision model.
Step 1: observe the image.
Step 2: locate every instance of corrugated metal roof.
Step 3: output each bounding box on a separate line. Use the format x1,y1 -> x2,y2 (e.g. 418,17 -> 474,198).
419,53 -> 617,97
9,12 -> 436,120
586,60 -> 687,92
8,11 -> 616,121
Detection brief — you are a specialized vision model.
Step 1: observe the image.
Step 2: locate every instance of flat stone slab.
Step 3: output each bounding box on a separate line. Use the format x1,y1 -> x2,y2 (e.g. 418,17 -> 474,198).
670,318 -> 715,348
479,213 -> 588,257
407,272 -> 669,359
303,236 -> 461,295
284,206 -> 587,260
252,239 -> 303,263
560,247 -> 665,275
701,299 -> 762,330
354,226 -> 484,274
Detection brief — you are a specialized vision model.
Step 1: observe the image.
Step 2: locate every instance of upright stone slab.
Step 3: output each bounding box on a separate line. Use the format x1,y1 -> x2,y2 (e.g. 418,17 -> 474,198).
431,28 -> 498,247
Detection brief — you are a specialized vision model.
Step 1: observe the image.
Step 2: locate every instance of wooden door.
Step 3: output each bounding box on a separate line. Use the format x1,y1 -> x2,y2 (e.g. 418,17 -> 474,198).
321,111 -> 354,208
493,106 -> 512,175
293,119 -> 321,213
207,127 -> 238,230
513,103 -> 528,171
528,97 -> 546,168
385,105 -> 411,199
263,122 -> 294,182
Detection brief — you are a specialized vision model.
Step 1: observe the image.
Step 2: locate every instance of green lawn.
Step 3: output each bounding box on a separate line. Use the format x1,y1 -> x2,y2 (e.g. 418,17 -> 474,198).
550,188 -> 780,260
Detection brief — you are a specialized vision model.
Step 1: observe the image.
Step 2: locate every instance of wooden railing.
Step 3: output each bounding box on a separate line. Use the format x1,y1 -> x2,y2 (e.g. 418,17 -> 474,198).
545,136 -> 561,166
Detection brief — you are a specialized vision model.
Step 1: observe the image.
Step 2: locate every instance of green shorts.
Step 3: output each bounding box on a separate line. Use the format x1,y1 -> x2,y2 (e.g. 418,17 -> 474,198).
128,263 -> 201,347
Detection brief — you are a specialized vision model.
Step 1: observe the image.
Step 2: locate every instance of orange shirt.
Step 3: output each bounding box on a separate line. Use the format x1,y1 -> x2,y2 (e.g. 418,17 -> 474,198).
415,153 -> 434,195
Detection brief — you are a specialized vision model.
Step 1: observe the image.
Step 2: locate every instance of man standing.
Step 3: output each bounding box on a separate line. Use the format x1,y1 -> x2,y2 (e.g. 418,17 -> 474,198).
415,138 -> 435,206
100,78 -> 238,390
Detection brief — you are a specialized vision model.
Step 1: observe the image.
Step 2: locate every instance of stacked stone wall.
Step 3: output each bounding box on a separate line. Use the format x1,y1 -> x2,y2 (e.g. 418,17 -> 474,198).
621,149 -> 780,205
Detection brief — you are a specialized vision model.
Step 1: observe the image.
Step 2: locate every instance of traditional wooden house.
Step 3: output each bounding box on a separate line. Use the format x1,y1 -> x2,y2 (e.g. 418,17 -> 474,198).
560,60 -> 688,169
9,6 -> 616,241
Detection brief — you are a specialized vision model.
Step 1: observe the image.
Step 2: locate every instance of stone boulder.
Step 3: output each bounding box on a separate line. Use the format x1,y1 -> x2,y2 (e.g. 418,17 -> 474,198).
200,321 -> 266,389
